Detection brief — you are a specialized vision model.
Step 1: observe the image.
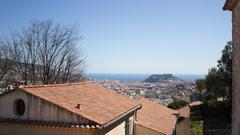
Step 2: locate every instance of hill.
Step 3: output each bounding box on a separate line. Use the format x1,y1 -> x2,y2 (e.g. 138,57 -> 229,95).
143,74 -> 182,83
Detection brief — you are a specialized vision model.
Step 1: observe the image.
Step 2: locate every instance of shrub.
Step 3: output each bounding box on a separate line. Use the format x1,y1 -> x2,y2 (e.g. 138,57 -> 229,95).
204,94 -> 216,102
207,99 -> 220,108
203,99 -> 231,118
167,100 -> 189,110
191,120 -> 204,135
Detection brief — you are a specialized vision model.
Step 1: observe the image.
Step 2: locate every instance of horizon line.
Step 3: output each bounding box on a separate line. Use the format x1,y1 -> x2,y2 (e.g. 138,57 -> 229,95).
84,72 -> 207,75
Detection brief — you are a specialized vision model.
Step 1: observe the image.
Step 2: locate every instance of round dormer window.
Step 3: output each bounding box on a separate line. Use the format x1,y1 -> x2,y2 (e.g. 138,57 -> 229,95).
14,99 -> 25,116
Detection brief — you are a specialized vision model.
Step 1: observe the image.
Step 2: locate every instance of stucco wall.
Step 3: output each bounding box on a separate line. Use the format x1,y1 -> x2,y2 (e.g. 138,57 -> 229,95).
0,90 -> 136,135
176,119 -> 191,135
0,124 -> 100,135
135,124 -> 165,135
0,90 -> 90,124
129,116 -> 134,135
105,120 -> 125,135
105,116 -> 134,135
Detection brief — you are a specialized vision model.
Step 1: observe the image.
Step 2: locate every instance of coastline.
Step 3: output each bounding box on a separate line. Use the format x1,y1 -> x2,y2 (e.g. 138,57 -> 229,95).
84,73 -> 205,82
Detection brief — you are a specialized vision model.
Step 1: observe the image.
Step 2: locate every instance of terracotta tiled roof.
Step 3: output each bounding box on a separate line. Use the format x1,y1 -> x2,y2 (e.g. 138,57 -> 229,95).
136,99 -> 178,135
0,118 -> 100,129
178,106 -> 190,119
20,82 -> 140,126
189,101 -> 203,108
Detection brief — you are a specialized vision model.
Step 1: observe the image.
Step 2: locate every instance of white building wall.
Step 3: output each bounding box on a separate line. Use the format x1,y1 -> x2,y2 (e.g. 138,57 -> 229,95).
105,116 -> 134,135
105,121 -> 125,135
0,90 -> 136,135
0,90 -> 90,124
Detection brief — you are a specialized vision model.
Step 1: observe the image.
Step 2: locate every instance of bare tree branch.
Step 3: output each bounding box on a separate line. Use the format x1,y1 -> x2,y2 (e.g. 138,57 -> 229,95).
2,20 -> 86,85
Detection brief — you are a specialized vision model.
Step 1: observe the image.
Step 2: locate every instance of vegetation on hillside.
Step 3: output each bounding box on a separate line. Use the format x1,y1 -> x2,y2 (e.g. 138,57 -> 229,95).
167,100 -> 189,110
144,74 -> 181,83
191,41 -> 232,135
195,41 -> 232,102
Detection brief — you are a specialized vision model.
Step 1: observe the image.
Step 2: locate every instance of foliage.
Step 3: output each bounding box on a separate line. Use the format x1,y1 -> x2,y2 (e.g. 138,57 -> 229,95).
206,68 -> 227,98
190,104 -> 203,135
204,93 -> 216,102
207,99 -> 219,108
200,42 -> 232,101
191,42 -> 232,134
167,100 -> 189,110
202,99 -> 231,119
218,41 -> 232,73
195,79 -> 206,92
195,79 -> 206,100
190,108 -> 203,121
190,120 -> 203,135
190,99 -> 231,135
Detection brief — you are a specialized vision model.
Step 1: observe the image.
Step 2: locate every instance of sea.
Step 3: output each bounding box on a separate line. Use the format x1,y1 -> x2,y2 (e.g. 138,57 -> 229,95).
84,73 -> 205,82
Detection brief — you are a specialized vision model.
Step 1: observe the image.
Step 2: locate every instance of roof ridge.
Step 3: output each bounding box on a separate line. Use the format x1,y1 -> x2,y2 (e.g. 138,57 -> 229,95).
21,81 -> 93,88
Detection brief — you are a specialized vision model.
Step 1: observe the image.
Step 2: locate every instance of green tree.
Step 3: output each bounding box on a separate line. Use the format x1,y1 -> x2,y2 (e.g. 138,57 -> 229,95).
218,41 -> 232,73
205,42 -> 232,100
195,79 -> 206,100
217,41 -> 232,99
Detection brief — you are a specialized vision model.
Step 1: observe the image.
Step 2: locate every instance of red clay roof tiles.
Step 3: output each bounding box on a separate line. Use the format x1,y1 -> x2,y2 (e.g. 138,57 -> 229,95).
20,82 -> 140,126
137,99 -> 178,135
0,118 -> 100,129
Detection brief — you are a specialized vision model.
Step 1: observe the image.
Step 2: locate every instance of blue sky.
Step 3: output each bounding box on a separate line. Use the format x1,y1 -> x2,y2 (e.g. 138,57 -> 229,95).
0,0 -> 231,74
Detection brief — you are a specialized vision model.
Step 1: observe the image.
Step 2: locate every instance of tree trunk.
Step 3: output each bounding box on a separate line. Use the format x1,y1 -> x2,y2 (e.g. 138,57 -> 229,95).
232,2 -> 240,135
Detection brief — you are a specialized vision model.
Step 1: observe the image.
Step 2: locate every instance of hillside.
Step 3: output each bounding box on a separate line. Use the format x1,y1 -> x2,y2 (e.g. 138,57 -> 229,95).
143,74 -> 182,83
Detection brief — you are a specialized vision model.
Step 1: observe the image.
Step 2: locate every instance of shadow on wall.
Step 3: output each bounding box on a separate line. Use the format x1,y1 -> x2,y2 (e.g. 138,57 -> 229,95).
176,118 -> 192,135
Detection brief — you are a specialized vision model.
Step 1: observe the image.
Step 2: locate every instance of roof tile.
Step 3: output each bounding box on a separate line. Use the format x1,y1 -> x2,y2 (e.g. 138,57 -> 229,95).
137,99 -> 178,135
21,82 -> 139,125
